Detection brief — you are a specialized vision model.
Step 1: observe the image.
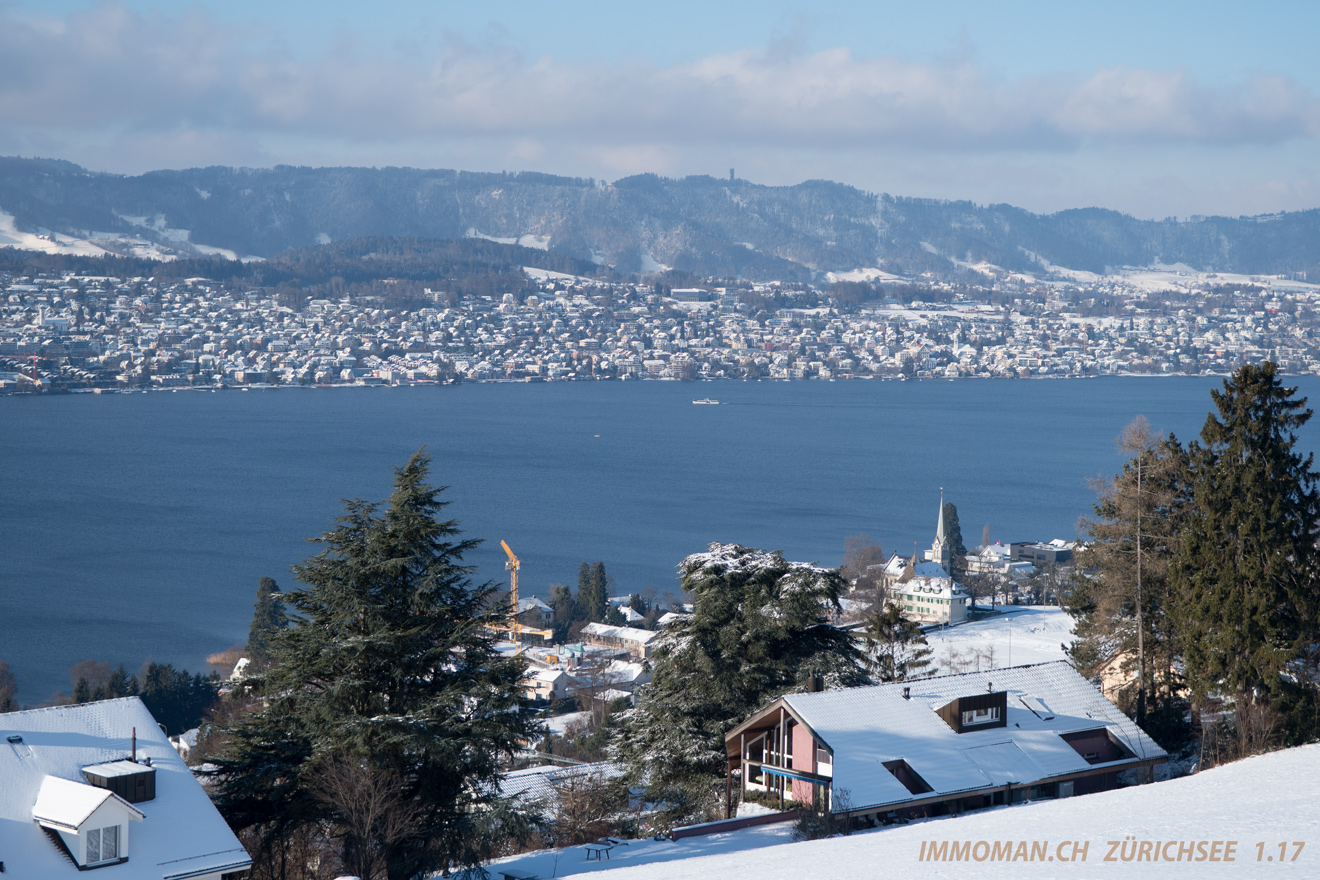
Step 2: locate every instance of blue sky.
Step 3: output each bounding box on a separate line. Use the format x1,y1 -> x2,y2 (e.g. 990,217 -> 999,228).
3,0 -> 1318,218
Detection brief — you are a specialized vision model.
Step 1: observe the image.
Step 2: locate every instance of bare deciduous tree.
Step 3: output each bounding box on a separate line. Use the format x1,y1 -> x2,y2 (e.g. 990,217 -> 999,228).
306,754 -> 423,880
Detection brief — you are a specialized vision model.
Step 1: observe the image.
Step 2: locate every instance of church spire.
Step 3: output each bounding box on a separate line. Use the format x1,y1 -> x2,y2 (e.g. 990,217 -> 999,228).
931,489 -> 951,573
935,488 -> 946,544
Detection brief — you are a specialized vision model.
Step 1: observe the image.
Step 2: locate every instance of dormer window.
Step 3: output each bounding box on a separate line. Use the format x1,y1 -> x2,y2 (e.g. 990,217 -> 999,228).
961,706 -> 1000,726
87,825 -> 120,863
936,690 -> 1009,733
32,775 -> 143,869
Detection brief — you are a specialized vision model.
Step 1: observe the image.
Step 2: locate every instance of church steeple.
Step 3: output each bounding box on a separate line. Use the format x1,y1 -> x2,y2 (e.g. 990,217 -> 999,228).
931,489 -> 951,573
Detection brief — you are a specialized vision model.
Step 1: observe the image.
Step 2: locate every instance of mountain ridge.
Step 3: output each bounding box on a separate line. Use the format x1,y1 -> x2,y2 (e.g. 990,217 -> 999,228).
0,157 -> 1316,282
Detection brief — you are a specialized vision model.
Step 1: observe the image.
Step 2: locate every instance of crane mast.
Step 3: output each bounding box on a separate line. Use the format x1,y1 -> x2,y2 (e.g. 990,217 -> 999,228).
497,540 -> 552,643
500,539 -> 520,617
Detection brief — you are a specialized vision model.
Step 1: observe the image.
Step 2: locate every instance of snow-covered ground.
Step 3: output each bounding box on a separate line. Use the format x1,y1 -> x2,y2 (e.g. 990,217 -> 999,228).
491,743 -> 1320,879
924,606 -> 1075,675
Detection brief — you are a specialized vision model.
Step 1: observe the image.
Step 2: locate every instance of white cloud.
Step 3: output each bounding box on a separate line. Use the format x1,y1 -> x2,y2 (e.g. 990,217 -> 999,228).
2,3 -> 1319,218
4,3 -> 1318,152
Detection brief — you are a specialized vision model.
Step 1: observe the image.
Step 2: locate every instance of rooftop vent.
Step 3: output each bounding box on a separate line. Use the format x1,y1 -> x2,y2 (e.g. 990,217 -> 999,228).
6,735 -> 21,744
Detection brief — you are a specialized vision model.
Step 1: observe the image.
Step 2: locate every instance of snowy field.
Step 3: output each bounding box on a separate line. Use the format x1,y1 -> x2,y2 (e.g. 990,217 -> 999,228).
924,605 -> 1075,675
491,743 -> 1320,879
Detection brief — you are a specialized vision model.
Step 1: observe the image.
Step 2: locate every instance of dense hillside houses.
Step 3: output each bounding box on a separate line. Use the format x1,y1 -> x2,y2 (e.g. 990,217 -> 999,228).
3,260 -> 1320,392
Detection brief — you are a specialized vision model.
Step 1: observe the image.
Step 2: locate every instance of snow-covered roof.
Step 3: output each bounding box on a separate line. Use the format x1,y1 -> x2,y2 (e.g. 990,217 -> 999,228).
912,561 -> 950,579
498,761 -> 622,805
581,622 -> 658,644
893,575 -> 967,599
32,775 -> 143,831
0,697 -> 251,879
760,662 -> 1165,814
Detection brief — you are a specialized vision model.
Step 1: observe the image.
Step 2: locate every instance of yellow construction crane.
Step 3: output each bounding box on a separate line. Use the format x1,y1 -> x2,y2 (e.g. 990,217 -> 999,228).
499,540 -> 552,642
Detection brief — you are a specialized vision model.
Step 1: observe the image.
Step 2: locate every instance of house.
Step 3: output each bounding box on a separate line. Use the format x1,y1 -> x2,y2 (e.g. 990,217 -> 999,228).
723,662 -> 1167,823
0,697 -> 251,879
888,570 -> 969,625
525,667 -> 571,703
579,622 -> 657,660
517,597 -> 554,629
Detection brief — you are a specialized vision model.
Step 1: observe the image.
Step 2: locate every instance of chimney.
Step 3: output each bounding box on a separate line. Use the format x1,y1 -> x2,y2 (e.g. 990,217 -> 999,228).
808,672 -> 824,693
903,686 -> 911,700
987,682 -> 993,693
131,727 -> 136,763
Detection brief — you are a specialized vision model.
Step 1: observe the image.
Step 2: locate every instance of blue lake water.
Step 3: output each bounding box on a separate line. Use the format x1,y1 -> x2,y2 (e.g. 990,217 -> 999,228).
4,376 -> 1317,703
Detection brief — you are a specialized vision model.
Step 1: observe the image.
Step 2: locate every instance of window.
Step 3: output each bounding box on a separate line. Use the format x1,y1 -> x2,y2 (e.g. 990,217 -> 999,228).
86,825 -> 120,864
961,706 -> 1000,725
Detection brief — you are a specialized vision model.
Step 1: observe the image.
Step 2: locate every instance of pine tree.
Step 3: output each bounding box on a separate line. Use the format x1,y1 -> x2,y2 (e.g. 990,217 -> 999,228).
1171,364 -> 1320,738
863,604 -> 933,682
246,576 -> 289,669
212,452 -> 540,879
612,543 -> 868,828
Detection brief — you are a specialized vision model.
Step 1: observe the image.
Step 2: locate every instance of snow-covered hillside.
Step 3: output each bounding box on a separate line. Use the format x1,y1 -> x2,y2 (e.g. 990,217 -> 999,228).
494,743 -> 1320,879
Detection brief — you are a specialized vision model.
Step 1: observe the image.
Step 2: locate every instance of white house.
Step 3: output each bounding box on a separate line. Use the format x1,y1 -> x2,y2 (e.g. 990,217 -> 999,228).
0,697 -> 251,879
524,667 -> 571,703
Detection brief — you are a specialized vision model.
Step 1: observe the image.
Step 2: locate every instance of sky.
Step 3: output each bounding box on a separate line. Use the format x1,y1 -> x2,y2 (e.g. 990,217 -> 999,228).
2,0 -> 1319,219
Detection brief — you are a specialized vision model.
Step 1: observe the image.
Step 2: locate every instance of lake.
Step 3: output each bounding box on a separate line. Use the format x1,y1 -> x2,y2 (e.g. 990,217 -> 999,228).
3,376 -> 1312,702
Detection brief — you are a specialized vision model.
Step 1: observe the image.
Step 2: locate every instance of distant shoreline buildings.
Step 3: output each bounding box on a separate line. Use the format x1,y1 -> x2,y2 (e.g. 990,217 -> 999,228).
4,263 -> 1318,393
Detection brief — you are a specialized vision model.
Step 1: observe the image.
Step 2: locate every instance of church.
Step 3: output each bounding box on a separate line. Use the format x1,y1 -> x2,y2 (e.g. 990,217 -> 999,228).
879,494 -> 970,625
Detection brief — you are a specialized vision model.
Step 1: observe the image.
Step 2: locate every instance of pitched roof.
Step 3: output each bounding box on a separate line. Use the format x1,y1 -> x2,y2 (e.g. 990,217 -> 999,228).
770,662 -> 1166,814
32,775 -> 144,831
0,697 -> 251,880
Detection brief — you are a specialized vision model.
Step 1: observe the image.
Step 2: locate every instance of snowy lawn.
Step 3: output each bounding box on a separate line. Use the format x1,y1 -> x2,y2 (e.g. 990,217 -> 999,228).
925,605 -> 1075,674
489,743 -> 1320,879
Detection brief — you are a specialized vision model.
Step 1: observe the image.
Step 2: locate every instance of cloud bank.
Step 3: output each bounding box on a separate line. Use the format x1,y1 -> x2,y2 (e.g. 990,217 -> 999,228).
1,3 -> 1318,217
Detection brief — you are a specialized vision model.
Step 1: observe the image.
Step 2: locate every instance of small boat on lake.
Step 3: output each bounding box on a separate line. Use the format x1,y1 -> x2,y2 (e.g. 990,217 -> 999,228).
693,398 -> 719,405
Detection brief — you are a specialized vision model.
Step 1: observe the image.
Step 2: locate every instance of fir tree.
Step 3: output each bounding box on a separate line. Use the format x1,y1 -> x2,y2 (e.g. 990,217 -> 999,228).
863,603 -> 933,682
612,543 -> 868,828
1171,364 -> 1320,738
247,576 -> 289,669
211,452 -> 539,880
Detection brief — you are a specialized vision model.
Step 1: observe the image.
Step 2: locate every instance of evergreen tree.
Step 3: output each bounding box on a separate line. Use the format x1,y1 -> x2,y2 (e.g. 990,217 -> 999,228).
247,576 -> 289,669
578,561 -> 608,622
99,664 -> 138,700
548,583 -> 577,642
943,502 -> 967,577
1171,364 -> 1320,738
212,452 -> 539,880
863,603 -> 933,682
1070,416 -> 1190,735
612,543 -> 868,828
73,678 -> 91,704
139,662 -> 219,735
0,661 -> 18,712
605,605 -> 627,626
